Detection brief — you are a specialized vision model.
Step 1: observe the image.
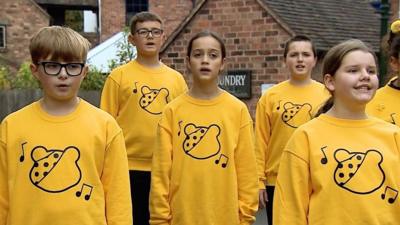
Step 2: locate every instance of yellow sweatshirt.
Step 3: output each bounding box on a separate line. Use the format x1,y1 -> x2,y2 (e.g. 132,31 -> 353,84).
149,91 -> 258,225
100,60 -> 188,171
0,100 -> 132,225
255,80 -> 329,187
367,77 -> 400,125
274,114 -> 400,225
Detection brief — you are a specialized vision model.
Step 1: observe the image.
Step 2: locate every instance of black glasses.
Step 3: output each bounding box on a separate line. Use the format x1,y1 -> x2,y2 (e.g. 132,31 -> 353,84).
37,61 -> 85,76
135,28 -> 163,38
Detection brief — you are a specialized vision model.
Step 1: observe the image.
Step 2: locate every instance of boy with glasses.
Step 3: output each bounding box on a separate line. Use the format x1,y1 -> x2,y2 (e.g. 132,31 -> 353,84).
0,26 -> 132,225
100,11 -> 187,225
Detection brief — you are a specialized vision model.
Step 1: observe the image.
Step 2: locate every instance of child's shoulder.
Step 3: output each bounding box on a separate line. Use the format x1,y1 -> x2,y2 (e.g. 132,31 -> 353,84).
1,101 -> 38,123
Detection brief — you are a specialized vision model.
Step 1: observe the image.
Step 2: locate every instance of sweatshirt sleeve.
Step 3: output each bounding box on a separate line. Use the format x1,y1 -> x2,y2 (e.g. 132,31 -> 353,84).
254,95 -> 271,188
236,109 -> 259,225
149,111 -> 173,225
101,126 -> 132,225
100,73 -> 120,118
0,121 -> 8,225
273,130 -> 311,225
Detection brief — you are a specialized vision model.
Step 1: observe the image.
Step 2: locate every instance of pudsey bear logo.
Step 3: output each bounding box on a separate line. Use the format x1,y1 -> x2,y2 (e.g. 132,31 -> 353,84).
281,102 -> 312,128
139,86 -> 169,115
333,149 -> 385,194
182,123 -> 221,159
29,146 -> 81,193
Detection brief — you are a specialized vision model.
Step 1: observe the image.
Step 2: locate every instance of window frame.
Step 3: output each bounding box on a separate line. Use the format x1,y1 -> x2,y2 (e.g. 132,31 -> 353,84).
0,25 -> 6,49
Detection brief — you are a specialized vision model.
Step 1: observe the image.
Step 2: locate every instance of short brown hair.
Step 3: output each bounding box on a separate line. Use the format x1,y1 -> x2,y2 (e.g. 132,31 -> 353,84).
29,26 -> 91,64
129,11 -> 163,34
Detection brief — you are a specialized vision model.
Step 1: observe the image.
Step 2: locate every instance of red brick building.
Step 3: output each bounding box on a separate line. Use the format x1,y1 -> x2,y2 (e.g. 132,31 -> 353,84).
0,0 -> 388,115
0,0 -> 50,70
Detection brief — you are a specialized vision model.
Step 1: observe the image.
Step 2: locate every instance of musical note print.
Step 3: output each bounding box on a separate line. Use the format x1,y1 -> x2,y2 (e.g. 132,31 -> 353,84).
320,146 -> 328,165
381,186 -> 398,204
76,183 -> 93,201
20,142 -> 27,162
132,82 -> 138,94
178,120 -> 183,136
215,154 -> 228,168
276,100 -> 282,111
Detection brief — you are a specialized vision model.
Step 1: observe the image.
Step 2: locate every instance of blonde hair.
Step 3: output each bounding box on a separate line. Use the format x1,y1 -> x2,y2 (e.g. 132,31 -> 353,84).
29,26 -> 91,64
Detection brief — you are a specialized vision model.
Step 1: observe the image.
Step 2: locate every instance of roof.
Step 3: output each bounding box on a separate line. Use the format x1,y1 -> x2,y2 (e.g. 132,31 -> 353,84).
87,32 -> 136,73
263,0 -> 381,51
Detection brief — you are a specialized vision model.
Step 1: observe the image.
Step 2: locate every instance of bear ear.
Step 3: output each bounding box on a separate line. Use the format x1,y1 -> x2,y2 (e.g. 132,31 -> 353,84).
184,124 -> 197,135
334,148 -> 352,162
31,146 -> 49,161
64,146 -> 80,160
207,124 -> 221,136
283,102 -> 294,110
141,86 -> 151,94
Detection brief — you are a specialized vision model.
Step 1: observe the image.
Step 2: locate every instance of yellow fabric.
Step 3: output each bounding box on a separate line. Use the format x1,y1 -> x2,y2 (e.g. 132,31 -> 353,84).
274,114 -> 400,225
0,100 -> 132,225
100,60 -> 188,171
367,77 -> 400,126
149,91 -> 258,225
255,80 -> 329,187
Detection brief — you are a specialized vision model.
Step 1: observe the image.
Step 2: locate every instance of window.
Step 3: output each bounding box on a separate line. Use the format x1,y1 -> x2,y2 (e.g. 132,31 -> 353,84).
126,0 -> 149,24
0,25 -> 5,48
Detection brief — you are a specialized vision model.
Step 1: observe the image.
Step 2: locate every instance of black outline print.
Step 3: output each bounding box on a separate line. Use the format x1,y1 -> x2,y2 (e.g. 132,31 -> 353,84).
182,123 -> 221,160
20,142 -> 27,162
390,113 -> 397,125
333,149 -> 385,194
281,102 -> 312,128
320,146 -> 328,165
29,146 -> 82,193
76,183 -> 94,201
139,85 -> 170,115
215,154 -> 229,168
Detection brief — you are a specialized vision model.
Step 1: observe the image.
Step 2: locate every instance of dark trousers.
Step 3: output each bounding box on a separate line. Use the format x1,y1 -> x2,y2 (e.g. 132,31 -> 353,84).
266,186 -> 275,225
130,170 -> 151,225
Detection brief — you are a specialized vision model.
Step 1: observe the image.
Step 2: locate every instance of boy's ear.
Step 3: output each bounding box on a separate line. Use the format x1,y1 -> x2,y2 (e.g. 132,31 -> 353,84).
81,65 -> 89,78
30,63 -> 40,80
390,56 -> 399,72
128,33 -> 136,46
324,74 -> 335,92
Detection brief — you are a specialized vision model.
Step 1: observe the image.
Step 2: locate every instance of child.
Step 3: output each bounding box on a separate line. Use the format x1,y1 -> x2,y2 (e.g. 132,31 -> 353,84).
0,26 -> 132,225
367,19 -> 400,125
255,35 -> 330,224
274,39 -> 400,225
100,12 -> 187,225
149,31 -> 258,225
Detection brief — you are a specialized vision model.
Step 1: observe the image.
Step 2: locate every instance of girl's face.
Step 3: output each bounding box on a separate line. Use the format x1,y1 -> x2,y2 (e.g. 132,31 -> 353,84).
187,36 -> 225,84
324,50 -> 378,109
285,41 -> 316,79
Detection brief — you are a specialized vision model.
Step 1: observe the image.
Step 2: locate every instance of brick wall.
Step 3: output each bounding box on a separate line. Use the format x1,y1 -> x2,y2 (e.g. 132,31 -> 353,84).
160,0 -> 292,116
390,0 -> 399,22
0,0 -> 49,69
150,0 -> 193,39
100,0 -> 125,41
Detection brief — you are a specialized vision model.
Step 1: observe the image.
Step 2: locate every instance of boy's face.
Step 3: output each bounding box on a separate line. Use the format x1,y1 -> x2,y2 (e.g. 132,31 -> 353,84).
30,57 -> 88,102
128,21 -> 164,57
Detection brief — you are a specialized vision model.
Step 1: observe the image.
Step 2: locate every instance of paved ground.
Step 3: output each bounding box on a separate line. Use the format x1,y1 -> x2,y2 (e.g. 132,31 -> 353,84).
254,208 -> 268,225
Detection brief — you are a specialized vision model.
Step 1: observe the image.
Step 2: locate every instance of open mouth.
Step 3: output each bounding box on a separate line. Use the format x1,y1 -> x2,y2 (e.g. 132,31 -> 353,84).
146,42 -> 155,46
354,84 -> 371,91
295,65 -> 305,69
200,68 -> 211,72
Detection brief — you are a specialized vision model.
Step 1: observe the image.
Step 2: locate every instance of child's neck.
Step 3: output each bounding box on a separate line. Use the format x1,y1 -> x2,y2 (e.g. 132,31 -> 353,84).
39,96 -> 80,116
136,54 -> 161,68
289,75 -> 312,86
189,83 -> 223,100
326,104 -> 368,120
